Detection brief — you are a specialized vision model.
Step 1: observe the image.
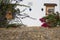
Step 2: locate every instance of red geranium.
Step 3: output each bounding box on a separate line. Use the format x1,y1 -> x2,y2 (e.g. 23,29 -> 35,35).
39,17 -> 46,22
41,22 -> 50,28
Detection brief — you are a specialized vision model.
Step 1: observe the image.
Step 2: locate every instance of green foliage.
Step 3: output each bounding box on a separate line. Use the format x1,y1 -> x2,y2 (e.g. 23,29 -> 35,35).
7,24 -> 18,28
43,13 -> 60,27
0,3 -> 18,27
0,20 -> 7,27
0,0 -> 29,28
7,24 -> 26,28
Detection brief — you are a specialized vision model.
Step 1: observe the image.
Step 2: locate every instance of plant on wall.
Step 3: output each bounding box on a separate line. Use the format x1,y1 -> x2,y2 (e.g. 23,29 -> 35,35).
39,12 -> 60,28
0,0 -> 33,27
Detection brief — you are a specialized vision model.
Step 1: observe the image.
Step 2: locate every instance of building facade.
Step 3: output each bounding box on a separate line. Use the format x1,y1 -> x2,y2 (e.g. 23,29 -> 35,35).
11,0 -> 60,26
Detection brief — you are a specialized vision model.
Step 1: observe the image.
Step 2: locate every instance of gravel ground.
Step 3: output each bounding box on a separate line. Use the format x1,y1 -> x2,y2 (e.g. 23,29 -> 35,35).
0,27 -> 60,40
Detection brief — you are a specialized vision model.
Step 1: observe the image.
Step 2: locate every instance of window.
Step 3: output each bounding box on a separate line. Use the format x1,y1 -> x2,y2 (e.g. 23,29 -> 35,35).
48,9 -> 54,13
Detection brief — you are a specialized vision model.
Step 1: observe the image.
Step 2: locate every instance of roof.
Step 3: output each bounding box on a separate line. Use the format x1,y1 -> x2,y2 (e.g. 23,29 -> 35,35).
44,3 -> 57,6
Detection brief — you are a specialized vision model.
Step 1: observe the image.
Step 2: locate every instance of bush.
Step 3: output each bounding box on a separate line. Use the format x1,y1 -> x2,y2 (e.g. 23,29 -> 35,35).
39,13 -> 60,28
6,23 -> 26,28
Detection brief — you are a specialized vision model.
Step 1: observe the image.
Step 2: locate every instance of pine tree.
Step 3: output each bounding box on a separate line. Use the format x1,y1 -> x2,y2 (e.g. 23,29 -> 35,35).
0,0 -> 31,27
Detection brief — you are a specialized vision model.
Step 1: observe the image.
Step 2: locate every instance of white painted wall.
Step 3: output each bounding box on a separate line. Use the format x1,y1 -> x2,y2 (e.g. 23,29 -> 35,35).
11,0 -> 60,26
59,0 -> 60,13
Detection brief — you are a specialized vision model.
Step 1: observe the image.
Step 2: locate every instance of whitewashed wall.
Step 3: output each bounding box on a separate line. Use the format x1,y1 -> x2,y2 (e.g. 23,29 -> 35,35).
11,0 -> 60,26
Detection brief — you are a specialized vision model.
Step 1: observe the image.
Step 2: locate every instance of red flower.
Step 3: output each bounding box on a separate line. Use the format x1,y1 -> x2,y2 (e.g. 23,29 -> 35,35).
41,22 -> 50,28
39,17 -> 46,22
